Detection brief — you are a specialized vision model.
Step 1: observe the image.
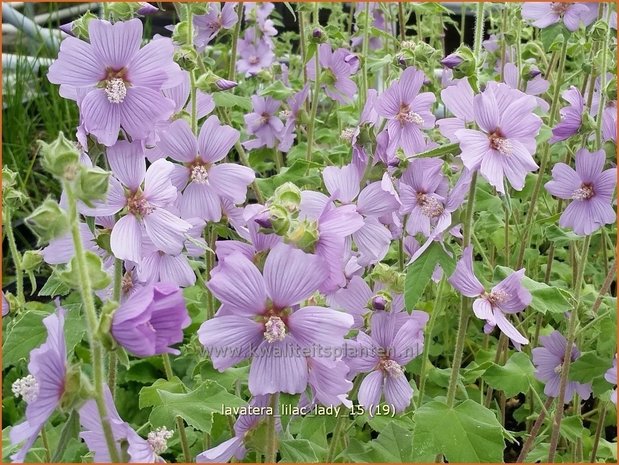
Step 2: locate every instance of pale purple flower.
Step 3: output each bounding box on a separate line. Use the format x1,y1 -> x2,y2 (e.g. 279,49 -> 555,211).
304,357 -> 354,408
605,357 -> 617,404
375,67 -> 436,157
244,2 -> 274,23
157,116 -> 254,222
42,223 -> 100,265
323,164 -> 400,266
48,19 -> 181,146
602,100 -> 617,143
449,246 -> 531,347
237,34 -> 275,76
351,3 -> 388,50
550,86 -> 584,143
298,191 -> 365,293
92,141 -> 191,264
80,385 -> 163,462
244,96 -> 285,150
307,44 -> 358,104
455,82 -> 541,194
111,282 -> 190,357
532,331 -> 592,402
198,243 -> 354,396
503,62 -> 550,112
522,3 -> 597,32
10,307 -> 67,463
194,3 -> 238,50
347,311 -> 428,414
331,275 -> 409,328
278,85 -> 310,153
399,158 -> 449,237
545,148 -> 616,235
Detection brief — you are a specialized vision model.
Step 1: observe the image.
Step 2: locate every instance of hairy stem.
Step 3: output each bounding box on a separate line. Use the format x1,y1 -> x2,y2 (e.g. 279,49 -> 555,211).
4,207 -> 25,307
162,353 -> 192,462
517,396 -> 555,462
418,277 -> 446,403
265,393 -> 279,463
64,182 -> 119,463
228,2 -> 244,82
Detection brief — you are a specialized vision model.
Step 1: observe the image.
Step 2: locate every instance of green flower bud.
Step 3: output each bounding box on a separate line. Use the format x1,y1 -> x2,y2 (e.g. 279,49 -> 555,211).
310,26 -> 326,44
445,45 -> 476,79
369,264 -> 405,294
21,250 -> 43,272
195,71 -> 239,93
99,300 -> 119,351
269,204 -> 291,236
60,251 -> 111,291
591,20 -> 609,42
286,220 -> 319,253
75,166 -> 110,206
95,229 -> 112,255
172,21 -> 191,47
273,182 -> 302,212
39,132 -> 81,181
107,2 -> 135,20
2,167 -> 28,210
69,11 -> 97,40
190,3 -> 210,15
26,198 -> 69,244
174,44 -> 199,72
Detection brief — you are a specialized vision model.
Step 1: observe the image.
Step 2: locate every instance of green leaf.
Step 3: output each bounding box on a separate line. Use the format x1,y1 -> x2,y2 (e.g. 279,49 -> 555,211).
213,93 -> 251,111
51,410 -> 81,462
482,352 -> 536,397
38,269 -> 71,297
367,420 -> 414,461
560,416 -> 587,443
569,351 -> 612,383
404,242 -> 454,310
494,266 -> 571,314
149,380 -> 246,433
413,400 -> 505,462
59,251 -> 111,290
139,377 -> 186,409
259,81 -> 294,100
3,307 -> 85,367
279,439 -> 319,462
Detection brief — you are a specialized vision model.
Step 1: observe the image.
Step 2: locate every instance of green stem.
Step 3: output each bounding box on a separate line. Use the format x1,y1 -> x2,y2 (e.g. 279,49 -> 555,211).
162,353 -> 192,462
265,393 -> 279,463
418,277 -> 446,404
398,2 -> 406,41
547,234 -> 591,462
185,5 -> 197,134
4,207 -> 25,306
516,396 -> 554,462
306,43 -> 321,167
299,10 -> 308,90
326,377 -> 362,462
108,255 -> 122,395
515,37 -> 568,269
64,182 -> 120,463
472,3 -> 485,61
590,402 -> 608,462
40,426 -> 51,463
414,142 -> 460,159
360,2 -> 370,108
205,225 -> 216,320
228,2 -> 244,82
594,17 -> 610,149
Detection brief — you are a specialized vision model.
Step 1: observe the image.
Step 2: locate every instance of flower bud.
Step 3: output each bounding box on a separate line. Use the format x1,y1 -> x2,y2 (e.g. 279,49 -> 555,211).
2,167 -> 28,210
591,20 -> 609,42
26,198 -> 69,243
136,2 -> 158,16
59,251 -> 111,291
286,220 -> 319,253
108,2 -> 158,20
196,71 -> 238,93
441,53 -> 463,69
172,21 -> 192,47
95,229 -> 112,255
273,182 -> 302,212
75,166 -> 110,206
40,132 -> 81,181
268,204 -> 291,236
174,44 -> 198,71
371,295 -> 387,311
66,11 -> 97,40
59,365 -> 91,411
22,250 -> 43,272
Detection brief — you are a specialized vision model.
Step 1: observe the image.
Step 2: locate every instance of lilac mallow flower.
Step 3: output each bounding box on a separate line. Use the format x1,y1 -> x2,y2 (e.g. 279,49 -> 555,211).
157,116 -> 254,222
80,385 -> 166,462
550,86 -> 585,143
605,357 -> 617,404
48,19 -> 181,146
437,78 -> 475,142
449,246 -> 531,347
95,141 -> 191,263
307,44 -> 358,104
522,3 -> 597,32
346,311 -> 428,413
503,62 -> 550,113
375,67 -> 436,157
244,96 -> 285,150
194,3 -> 238,50
237,33 -> 275,76
322,163 -> 401,266
10,307 -> 67,463
111,282 -> 190,357
278,85 -> 310,152
544,148 -> 616,236
198,243 -> 354,396
455,82 -> 541,194
532,331 -> 592,402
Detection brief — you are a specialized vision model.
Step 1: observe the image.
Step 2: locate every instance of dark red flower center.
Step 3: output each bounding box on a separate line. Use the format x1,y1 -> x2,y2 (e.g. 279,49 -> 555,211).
488,130 -> 512,155
571,183 -> 595,200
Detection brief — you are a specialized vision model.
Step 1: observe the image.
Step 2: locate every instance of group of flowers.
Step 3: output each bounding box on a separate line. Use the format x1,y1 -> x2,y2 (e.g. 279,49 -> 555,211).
4,1 -> 617,463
